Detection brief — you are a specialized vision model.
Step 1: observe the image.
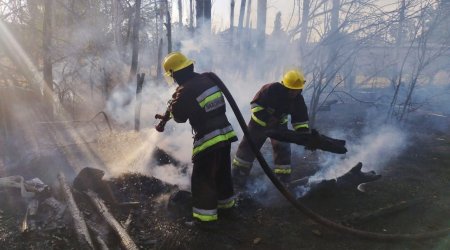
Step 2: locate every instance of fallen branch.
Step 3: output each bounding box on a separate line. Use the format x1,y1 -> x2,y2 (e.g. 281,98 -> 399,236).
57,172 -> 94,249
85,220 -> 110,250
85,190 -> 138,250
342,198 -> 426,226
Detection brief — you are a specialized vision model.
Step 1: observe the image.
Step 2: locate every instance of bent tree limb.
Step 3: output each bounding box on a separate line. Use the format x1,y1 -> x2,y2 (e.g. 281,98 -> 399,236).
209,72 -> 450,241
85,190 -> 138,250
342,198 -> 426,226
57,172 -> 94,249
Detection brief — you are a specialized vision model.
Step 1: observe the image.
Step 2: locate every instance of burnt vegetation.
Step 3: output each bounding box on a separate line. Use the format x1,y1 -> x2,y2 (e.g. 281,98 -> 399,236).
1,0 -> 450,249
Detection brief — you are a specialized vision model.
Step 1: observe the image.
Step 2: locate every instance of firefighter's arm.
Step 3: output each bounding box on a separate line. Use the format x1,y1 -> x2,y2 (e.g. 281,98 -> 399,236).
170,87 -> 189,123
291,95 -> 310,132
251,85 -> 279,127
250,104 -> 273,127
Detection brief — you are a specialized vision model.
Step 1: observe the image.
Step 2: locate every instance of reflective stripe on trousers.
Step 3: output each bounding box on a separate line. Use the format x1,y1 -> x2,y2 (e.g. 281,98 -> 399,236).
218,195 -> 236,209
193,207 -> 218,221
193,125 -> 236,155
273,164 -> 292,174
232,156 -> 253,169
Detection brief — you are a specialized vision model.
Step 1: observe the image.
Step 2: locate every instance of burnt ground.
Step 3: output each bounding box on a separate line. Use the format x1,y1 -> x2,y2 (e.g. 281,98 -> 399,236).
1,124 -> 449,249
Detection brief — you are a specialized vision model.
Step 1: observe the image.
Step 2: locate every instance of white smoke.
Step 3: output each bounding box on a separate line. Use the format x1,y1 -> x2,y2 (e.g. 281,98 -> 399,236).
151,164 -> 191,190
310,125 -> 408,182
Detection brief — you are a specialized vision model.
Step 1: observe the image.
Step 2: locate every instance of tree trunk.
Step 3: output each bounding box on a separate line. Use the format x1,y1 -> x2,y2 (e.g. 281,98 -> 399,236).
196,0 -> 211,32
256,0 -> 267,49
27,0 -> 39,66
135,73 -> 145,131
299,0 -> 310,56
128,0 -> 142,83
58,172 -> 94,249
112,0 -> 123,51
0,92 -> 8,163
230,0 -> 235,41
102,67 -> 110,100
189,0 -> 194,29
156,38 -> 163,80
238,0 -> 246,31
387,0 -> 406,120
178,0 -> 183,24
245,0 -> 252,28
327,0 -> 340,84
391,0 -> 406,89
43,0 -> 54,118
165,0 -> 172,53
85,190 -> 138,250
330,0 -> 339,34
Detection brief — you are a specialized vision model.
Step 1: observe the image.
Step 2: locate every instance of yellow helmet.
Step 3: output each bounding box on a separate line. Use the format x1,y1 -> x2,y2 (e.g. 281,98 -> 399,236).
281,70 -> 305,90
162,52 -> 194,77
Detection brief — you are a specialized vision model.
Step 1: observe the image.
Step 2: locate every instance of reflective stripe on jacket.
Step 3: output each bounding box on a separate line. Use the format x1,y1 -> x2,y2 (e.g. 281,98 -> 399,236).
250,82 -> 309,130
170,72 -> 237,161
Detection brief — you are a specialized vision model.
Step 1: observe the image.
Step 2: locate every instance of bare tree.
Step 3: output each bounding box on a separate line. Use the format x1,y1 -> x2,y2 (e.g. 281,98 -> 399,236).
230,0 -> 235,39
189,0 -> 194,29
256,0 -> 267,49
238,0 -> 246,36
128,0 -> 142,83
245,0 -> 252,28
112,0 -> 124,52
178,0 -> 182,24
196,0 -> 211,31
389,4 -> 450,121
164,0 -> 172,53
157,38 -> 163,80
43,0 -> 54,117
299,0 -> 310,50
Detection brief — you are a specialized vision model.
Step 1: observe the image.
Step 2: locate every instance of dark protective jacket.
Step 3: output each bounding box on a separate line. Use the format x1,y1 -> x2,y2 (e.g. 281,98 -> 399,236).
170,72 -> 238,161
250,82 -> 309,130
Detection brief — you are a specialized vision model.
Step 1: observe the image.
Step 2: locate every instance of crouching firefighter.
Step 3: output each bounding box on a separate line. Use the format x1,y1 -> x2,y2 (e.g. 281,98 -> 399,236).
232,69 -> 309,188
159,52 -> 239,227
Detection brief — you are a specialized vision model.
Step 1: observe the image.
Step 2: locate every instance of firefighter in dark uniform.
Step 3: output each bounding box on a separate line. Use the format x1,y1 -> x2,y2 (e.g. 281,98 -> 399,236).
162,52 -> 238,226
232,70 -> 309,188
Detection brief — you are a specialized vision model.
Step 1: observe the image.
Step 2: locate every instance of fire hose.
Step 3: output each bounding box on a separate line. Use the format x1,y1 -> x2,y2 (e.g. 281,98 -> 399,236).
156,73 -> 450,241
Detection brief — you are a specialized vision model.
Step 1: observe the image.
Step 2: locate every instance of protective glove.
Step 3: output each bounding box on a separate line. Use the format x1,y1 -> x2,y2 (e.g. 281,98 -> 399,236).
171,87 -> 182,101
305,129 -> 321,151
267,116 -> 280,128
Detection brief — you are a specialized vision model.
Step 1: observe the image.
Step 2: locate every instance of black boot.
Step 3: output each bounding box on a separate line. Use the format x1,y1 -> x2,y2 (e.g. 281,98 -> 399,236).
275,173 -> 291,185
232,168 -> 250,190
184,217 -> 219,231
218,207 -> 246,221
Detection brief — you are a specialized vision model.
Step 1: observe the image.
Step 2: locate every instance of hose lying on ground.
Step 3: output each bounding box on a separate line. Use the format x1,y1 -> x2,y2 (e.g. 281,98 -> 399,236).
208,72 -> 450,241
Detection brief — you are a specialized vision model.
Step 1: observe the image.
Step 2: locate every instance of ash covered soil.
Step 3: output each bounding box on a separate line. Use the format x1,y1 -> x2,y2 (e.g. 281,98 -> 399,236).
1,125 -> 449,249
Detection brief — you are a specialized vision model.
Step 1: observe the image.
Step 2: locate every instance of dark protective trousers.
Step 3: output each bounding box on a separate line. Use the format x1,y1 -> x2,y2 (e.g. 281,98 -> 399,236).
191,144 -> 234,216
234,120 -> 291,174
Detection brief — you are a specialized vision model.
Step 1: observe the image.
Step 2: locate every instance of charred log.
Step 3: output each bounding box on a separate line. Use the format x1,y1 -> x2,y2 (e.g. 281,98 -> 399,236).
266,128 -> 347,154
289,162 -> 381,197
85,190 -> 138,250
342,198 -> 426,226
58,172 -> 94,249
73,168 -> 118,205
151,147 -> 189,173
